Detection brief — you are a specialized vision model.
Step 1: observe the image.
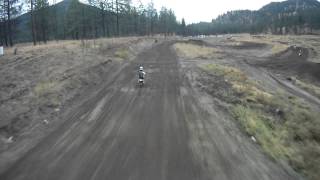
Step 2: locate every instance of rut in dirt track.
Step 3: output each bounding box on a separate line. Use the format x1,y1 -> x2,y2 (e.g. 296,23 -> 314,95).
0,42 -> 300,180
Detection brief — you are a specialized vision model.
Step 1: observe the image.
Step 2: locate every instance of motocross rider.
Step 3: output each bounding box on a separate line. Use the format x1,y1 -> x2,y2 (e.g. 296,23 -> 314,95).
138,66 -> 146,81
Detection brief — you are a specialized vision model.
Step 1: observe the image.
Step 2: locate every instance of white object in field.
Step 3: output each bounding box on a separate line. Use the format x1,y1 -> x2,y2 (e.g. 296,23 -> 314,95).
251,136 -> 257,143
0,46 -> 3,55
43,119 -> 49,124
6,136 -> 14,143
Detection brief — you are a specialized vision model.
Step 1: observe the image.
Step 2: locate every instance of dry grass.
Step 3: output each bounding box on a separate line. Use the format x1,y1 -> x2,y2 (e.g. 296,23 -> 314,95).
34,81 -> 60,96
202,64 -> 247,81
202,63 -> 273,104
114,48 -> 130,60
33,80 -> 63,107
174,43 -> 222,59
1,37 -> 142,56
201,62 -> 320,180
271,43 -> 290,55
232,83 -> 273,103
292,78 -> 320,99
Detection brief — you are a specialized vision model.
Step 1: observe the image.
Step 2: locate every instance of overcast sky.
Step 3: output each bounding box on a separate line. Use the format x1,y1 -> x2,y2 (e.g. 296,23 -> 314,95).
134,0 -> 284,23
50,0 -> 286,23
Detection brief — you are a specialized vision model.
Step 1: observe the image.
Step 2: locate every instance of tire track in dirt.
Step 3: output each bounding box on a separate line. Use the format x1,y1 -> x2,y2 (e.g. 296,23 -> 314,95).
0,41 -> 301,180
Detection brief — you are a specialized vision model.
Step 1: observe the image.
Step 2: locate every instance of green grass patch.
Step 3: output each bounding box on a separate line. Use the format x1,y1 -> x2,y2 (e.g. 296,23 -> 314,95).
232,105 -> 292,159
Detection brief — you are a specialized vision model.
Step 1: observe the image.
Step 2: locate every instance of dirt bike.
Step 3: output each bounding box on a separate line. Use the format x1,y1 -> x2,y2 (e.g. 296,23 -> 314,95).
138,78 -> 144,87
138,70 -> 145,87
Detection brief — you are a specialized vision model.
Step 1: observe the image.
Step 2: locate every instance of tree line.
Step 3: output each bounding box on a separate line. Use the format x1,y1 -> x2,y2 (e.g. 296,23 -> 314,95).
2,0 -> 320,47
0,0 -> 22,46
185,0 -> 320,36
0,0 -> 187,46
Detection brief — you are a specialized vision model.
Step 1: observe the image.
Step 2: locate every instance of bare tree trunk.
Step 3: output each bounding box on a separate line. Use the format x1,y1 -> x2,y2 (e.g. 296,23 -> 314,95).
151,17 -> 154,36
6,0 -> 13,46
101,5 -> 106,37
81,6 -> 86,39
41,19 -> 47,43
116,0 -> 119,36
106,12 -> 110,37
0,22 -> 2,46
2,4 -> 8,47
53,0 -> 58,40
63,17 -> 66,40
0,21 -> 6,46
4,23 -> 8,46
31,0 -> 37,45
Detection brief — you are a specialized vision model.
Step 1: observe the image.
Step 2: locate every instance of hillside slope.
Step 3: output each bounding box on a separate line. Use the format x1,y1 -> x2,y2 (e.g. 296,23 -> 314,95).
188,0 -> 320,35
14,0 -> 102,43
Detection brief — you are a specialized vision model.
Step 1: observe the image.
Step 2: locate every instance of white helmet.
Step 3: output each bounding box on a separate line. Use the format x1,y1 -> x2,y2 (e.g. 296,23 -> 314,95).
139,66 -> 143,71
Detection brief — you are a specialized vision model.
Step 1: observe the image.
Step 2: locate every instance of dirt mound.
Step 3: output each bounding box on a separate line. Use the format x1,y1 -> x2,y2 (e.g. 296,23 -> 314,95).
185,39 -> 211,46
260,46 -> 320,82
229,41 -> 268,50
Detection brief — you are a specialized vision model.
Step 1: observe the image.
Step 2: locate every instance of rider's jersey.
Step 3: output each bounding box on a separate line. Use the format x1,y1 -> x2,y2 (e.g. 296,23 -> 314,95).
139,71 -> 145,79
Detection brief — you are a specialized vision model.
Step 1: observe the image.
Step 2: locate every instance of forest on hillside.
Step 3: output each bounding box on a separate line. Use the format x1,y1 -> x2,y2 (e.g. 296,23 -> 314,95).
1,0 -> 320,46
187,0 -> 320,36
0,0 -> 186,46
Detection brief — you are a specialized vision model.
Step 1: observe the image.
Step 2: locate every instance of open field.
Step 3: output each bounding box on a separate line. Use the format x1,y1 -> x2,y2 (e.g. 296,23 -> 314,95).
177,34 -> 320,180
0,34 -> 319,180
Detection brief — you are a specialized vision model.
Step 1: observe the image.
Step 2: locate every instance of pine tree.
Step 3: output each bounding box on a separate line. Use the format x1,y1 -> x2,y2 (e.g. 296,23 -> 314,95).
1,0 -> 22,46
88,0 -> 111,37
146,1 -> 157,35
180,18 -> 186,36
26,0 -> 37,45
34,0 -> 49,43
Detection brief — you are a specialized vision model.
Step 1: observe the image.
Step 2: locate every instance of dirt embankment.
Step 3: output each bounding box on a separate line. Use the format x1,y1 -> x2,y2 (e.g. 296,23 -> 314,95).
260,46 -> 320,84
175,37 -> 320,180
0,37 -> 158,163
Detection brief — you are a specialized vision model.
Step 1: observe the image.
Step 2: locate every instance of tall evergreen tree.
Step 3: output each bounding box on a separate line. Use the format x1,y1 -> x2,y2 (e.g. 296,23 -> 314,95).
1,0 -> 21,46
180,18 -> 186,36
88,0 -> 111,37
146,1 -> 157,35
27,0 -> 37,45
34,0 -> 49,43
9,0 -> 181,43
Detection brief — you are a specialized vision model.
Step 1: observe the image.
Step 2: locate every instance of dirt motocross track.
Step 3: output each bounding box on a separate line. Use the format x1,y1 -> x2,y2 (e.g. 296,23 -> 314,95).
0,41 -> 301,180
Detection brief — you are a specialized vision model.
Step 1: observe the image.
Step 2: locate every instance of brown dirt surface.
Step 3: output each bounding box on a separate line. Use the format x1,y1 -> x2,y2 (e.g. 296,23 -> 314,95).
259,46 -> 320,84
180,35 -> 320,180
0,39 -> 301,180
0,37 -> 158,173
1,34 -> 320,180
